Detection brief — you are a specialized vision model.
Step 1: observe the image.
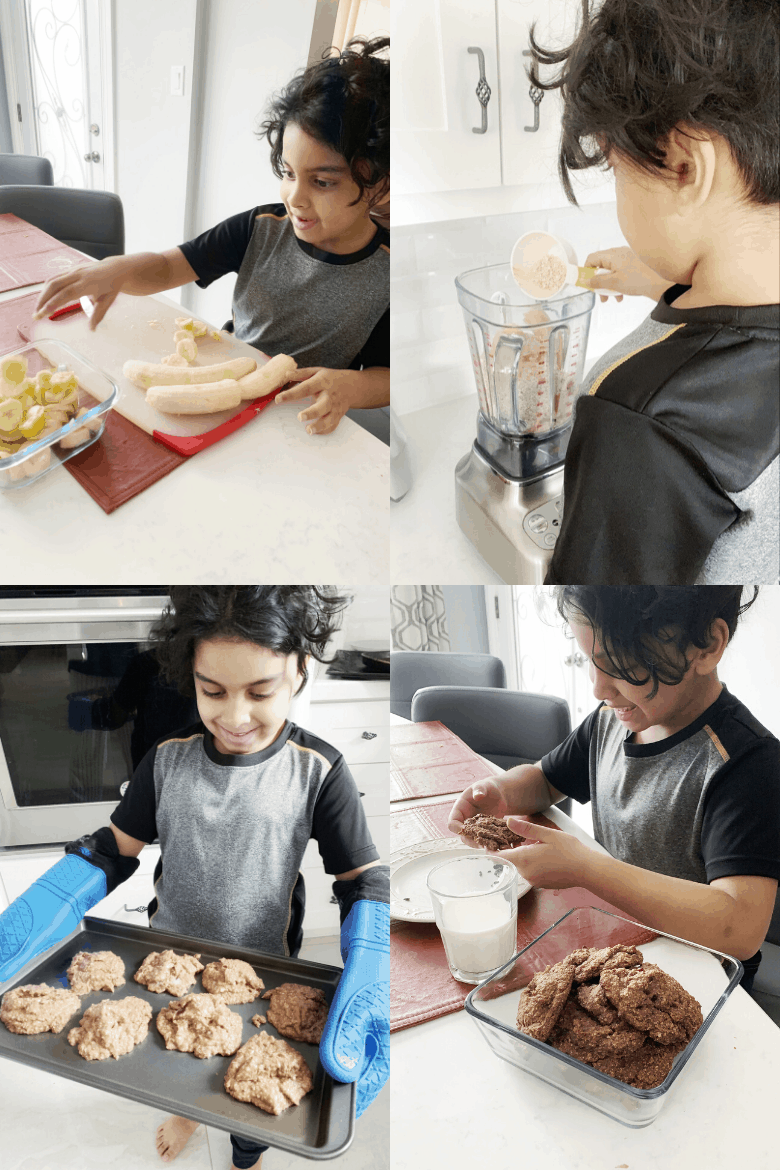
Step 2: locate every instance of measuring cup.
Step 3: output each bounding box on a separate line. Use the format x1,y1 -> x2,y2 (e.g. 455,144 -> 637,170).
510,231 -> 622,300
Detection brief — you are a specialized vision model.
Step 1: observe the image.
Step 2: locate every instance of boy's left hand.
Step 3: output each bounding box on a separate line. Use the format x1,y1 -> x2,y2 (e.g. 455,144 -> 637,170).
275,367 -> 356,435
499,818 -> 595,889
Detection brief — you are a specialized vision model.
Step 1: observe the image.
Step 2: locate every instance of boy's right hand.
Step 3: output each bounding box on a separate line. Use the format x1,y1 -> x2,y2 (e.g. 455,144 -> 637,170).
582,246 -> 674,303
448,777 -> 509,840
33,257 -> 128,330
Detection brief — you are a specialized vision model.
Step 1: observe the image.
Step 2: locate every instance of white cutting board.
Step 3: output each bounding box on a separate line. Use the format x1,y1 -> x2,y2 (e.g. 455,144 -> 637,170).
27,292 -> 268,437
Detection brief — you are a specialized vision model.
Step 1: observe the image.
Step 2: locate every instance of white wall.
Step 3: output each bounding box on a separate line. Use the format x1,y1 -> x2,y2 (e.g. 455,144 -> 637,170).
719,585 -> 780,737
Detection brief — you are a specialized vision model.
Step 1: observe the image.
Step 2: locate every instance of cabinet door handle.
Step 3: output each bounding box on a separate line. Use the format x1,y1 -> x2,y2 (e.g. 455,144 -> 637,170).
467,47 -> 491,134
361,731 -> 377,740
522,50 -> 544,132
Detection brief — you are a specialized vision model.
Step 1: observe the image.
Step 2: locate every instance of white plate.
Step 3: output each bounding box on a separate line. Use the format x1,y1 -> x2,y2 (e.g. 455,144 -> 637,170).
390,838 -> 532,922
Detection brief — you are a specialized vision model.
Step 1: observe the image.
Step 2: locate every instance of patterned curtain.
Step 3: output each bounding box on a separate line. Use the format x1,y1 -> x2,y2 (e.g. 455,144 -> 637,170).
390,586 -> 451,651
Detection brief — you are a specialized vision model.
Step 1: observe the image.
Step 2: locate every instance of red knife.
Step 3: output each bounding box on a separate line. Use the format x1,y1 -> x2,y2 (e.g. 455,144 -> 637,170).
152,388 -> 280,456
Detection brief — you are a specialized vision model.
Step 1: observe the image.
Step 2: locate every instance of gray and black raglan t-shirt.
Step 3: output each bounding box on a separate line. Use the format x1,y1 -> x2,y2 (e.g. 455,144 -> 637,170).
111,720 -> 378,956
539,685 -> 780,975
179,204 -> 389,371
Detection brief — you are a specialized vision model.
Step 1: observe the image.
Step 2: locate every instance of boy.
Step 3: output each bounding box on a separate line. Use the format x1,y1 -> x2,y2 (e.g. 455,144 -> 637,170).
524,0 -> 779,582
449,586 -> 780,992
33,38 -> 389,438
0,587 -> 389,1170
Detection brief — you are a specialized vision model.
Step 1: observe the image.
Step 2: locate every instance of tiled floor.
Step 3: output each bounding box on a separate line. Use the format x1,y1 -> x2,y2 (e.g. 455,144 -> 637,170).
0,935 -> 389,1170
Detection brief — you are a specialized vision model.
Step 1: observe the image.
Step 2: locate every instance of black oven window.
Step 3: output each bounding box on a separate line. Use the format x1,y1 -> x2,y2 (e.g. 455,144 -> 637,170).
0,644 -> 197,807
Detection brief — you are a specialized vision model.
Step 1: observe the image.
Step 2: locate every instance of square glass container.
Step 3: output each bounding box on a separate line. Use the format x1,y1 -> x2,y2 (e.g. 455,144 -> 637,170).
465,905 -> 743,1128
0,338 -> 119,489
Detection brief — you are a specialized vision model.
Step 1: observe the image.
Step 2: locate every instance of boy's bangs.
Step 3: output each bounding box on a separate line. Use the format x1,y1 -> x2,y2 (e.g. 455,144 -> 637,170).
525,0 -> 780,207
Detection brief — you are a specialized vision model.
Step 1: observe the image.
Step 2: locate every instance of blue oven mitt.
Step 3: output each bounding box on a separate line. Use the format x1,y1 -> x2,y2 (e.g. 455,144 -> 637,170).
319,866 -> 390,1118
0,827 -> 139,985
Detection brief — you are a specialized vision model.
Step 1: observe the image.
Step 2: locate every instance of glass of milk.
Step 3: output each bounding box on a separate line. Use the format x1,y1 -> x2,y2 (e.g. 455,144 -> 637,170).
427,854 -> 519,984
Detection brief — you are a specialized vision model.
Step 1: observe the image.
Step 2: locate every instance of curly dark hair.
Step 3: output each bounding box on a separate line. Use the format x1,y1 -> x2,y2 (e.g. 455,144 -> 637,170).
152,587 -> 352,697
525,0 -> 780,207
553,586 -> 759,698
257,35 -> 389,209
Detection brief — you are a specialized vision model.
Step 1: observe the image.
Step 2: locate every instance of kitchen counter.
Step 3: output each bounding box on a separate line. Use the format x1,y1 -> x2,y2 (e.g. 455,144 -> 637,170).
0,282 -> 388,583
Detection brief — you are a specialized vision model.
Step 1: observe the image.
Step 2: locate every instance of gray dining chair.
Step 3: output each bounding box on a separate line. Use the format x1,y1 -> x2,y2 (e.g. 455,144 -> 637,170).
0,153 -> 54,185
390,651 -> 506,720
0,185 -> 124,260
411,684 -> 573,818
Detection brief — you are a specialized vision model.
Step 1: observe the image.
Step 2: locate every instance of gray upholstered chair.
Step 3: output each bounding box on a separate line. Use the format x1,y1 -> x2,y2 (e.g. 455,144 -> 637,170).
0,153 -> 54,185
411,685 -> 573,818
390,651 -> 506,720
0,185 -> 124,260
749,892 -> 780,1027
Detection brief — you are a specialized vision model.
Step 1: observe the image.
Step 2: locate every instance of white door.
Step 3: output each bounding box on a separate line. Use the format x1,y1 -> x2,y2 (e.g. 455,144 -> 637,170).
0,0 -> 115,191
391,0 -> 502,195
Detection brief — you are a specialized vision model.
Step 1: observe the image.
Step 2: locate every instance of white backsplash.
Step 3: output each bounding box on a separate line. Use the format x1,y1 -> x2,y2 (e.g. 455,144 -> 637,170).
391,200 -> 656,417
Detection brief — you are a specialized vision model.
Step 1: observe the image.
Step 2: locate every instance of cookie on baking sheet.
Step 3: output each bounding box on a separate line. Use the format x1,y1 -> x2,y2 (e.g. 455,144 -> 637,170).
201,958 -> 264,1004
68,997 -> 152,1060
134,949 -> 204,996
156,992 -> 243,1058
1,984 -> 81,1035
261,982 -> 329,1044
66,949 -> 126,994
224,1031 -> 313,1115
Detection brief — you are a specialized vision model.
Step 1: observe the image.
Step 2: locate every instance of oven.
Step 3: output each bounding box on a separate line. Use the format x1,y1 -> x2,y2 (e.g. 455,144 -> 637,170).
0,589 -> 175,848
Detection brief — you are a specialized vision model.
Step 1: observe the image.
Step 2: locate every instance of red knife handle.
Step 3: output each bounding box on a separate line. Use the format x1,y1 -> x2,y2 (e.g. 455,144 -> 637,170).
48,302 -> 84,320
152,391 -> 277,457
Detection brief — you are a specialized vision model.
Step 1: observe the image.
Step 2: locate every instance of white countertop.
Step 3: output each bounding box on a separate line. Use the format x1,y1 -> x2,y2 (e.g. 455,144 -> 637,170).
0,282 -> 388,583
390,717 -> 780,1168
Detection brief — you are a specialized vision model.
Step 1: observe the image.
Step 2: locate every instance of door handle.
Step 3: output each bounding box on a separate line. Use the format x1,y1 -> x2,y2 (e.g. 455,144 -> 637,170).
522,50 -> 544,132
467,47 -> 492,134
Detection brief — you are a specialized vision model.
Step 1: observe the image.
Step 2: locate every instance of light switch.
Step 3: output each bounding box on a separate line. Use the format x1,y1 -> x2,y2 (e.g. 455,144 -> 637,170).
170,65 -> 185,96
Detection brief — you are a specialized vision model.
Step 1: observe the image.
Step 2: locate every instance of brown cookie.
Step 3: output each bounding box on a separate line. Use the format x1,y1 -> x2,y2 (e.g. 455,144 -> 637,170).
68,997 -> 152,1060
569,945 -> 644,983
224,1031 -> 313,1115
548,1000 -> 645,1064
592,1038 -> 685,1089
134,949 -> 204,996
156,993 -> 243,1058
201,958 -> 264,1005
459,814 -> 525,851
600,963 -> 703,1046
261,983 -> 329,1044
516,959 -> 576,1042
1,984 -> 81,1035
66,949 -> 126,994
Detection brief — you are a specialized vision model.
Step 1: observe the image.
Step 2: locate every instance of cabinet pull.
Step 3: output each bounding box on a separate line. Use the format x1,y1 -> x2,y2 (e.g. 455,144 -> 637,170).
361,731 -> 377,740
467,46 -> 491,134
522,50 -> 544,132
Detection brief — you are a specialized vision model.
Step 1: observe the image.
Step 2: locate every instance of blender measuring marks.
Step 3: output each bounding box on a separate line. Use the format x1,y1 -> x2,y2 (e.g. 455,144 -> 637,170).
454,263 -> 596,582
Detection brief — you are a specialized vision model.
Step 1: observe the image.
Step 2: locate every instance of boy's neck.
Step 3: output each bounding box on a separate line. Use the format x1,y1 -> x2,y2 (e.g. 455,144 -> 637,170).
672,214 -> 780,309
631,677 -> 723,745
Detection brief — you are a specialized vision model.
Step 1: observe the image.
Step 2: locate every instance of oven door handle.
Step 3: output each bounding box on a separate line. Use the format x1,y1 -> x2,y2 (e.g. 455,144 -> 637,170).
0,607 -> 164,624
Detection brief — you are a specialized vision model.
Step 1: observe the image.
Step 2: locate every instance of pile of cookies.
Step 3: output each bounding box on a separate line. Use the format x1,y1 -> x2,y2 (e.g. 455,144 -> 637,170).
515,944 -> 703,1089
0,947 -> 329,1116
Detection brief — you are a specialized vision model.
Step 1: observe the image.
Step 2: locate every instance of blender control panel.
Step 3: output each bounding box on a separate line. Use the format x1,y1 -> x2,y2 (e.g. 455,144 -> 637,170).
523,497 -> 562,549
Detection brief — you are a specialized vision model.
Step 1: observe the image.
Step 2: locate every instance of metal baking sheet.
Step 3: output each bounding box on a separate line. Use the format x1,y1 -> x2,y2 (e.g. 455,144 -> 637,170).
0,916 -> 354,1159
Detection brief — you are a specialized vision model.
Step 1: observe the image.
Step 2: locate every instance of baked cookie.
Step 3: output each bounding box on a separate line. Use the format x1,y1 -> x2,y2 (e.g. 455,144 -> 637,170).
201,958 -> 264,1004
548,999 -> 645,1064
600,962 -> 703,1046
568,944 -> 644,983
1,984 -> 80,1035
458,814 -> 525,851
134,949 -> 204,996
68,997 -> 152,1060
156,993 -> 243,1058
224,1031 -> 313,1115
515,959 -> 576,1042
261,983 -> 329,1044
66,949 -> 126,994
592,1038 -> 685,1089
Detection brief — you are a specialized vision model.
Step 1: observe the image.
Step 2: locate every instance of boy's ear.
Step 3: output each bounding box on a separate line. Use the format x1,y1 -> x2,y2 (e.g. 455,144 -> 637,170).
694,618 -> 730,676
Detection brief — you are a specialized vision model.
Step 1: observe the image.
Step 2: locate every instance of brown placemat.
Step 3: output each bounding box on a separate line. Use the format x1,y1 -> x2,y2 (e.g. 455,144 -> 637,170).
0,213 -> 89,292
390,800 -> 656,1031
390,721 -> 497,801
1,292 -> 187,512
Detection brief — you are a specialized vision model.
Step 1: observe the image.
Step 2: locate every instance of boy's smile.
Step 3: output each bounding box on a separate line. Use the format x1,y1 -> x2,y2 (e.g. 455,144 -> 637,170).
193,638 -> 303,756
279,122 -> 383,255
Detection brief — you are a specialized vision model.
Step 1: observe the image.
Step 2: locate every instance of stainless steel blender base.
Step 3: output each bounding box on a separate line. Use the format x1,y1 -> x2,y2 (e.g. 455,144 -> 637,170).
455,443 -> 564,583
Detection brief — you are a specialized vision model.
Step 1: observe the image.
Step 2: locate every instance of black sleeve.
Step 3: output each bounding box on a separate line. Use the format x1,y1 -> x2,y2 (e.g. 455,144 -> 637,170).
539,705 -> 601,805
64,825 -> 140,893
332,865 -> 389,925
544,397 -> 739,584
311,755 -> 379,875
110,744 -> 158,844
178,207 -> 259,289
701,739 -> 780,883
348,306 -> 389,371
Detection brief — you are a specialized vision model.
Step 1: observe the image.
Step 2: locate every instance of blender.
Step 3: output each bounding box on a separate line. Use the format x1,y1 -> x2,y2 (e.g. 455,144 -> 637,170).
454,263 -> 596,582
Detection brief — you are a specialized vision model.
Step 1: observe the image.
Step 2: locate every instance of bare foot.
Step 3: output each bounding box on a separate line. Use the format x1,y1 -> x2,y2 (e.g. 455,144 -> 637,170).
156,1115 -> 199,1162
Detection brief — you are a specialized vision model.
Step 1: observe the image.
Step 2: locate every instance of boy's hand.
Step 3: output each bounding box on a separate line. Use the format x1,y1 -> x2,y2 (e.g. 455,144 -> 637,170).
499,818 -> 595,888
275,367 -> 357,435
582,246 -> 674,303
33,258 -> 127,330
448,778 -> 509,840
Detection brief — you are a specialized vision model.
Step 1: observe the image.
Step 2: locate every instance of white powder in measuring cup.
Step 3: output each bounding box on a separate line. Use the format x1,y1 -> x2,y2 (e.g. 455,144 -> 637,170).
530,254 -> 566,294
